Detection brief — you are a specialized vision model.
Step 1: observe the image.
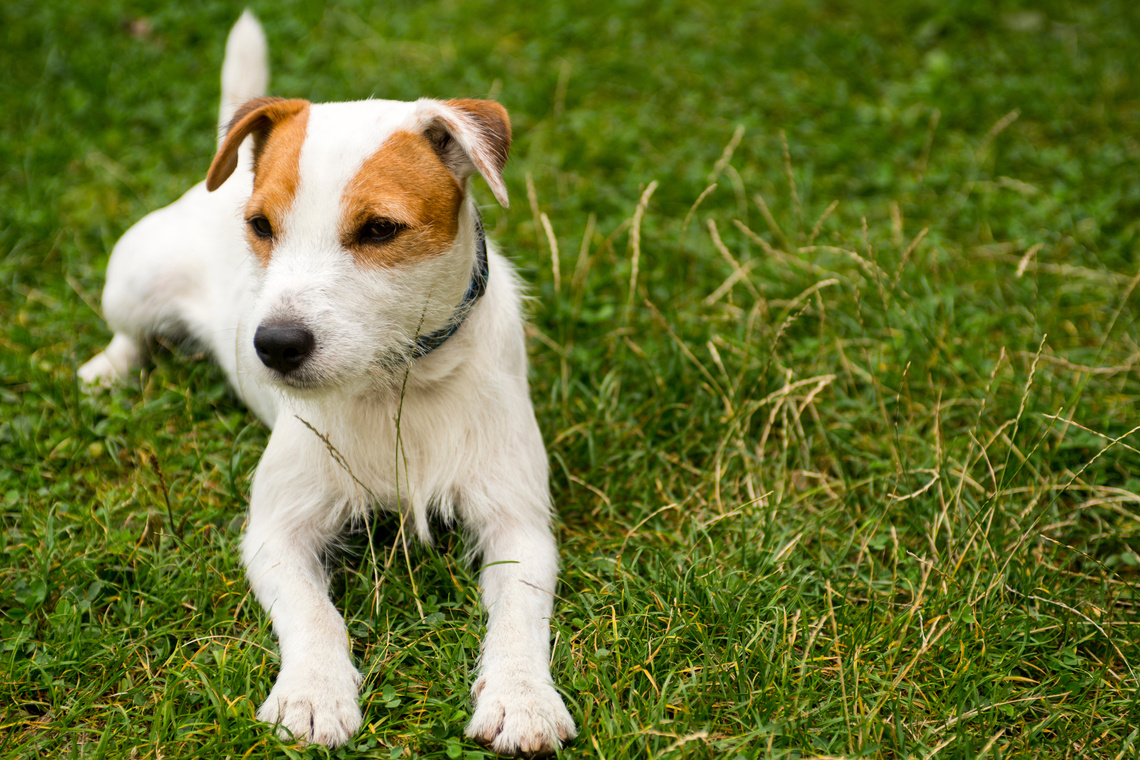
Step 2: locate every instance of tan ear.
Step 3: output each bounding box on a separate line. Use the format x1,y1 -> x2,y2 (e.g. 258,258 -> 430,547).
206,97 -> 309,191
415,98 -> 512,207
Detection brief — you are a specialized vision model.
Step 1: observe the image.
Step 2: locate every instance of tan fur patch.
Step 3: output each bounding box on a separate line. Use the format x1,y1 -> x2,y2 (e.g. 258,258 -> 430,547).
242,103 -> 311,265
340,130 -> 464,268
207,98 -> 309,191
444,98 -> 511,180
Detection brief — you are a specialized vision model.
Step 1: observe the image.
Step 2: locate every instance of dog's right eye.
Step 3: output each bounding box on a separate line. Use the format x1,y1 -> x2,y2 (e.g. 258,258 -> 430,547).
248,215 -> 273,238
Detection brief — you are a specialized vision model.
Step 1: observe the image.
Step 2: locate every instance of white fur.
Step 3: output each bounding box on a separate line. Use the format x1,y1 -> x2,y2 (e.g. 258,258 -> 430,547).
80,12 -> 575,756
219,10 -> 269,133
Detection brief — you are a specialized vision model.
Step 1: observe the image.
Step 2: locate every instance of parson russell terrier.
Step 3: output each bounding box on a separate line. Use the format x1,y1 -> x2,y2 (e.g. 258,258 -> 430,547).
79,11 -> 576,756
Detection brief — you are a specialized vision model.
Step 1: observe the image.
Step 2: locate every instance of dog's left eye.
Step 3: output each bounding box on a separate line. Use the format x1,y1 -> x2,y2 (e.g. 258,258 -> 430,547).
360,219 -> 400,243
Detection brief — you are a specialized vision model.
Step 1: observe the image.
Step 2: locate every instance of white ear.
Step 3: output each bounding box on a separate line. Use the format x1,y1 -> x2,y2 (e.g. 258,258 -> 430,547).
414,98 -> 512,207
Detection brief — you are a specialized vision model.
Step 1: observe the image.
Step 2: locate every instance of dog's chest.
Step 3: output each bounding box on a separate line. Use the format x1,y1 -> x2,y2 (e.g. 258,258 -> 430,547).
284,390 -> 469,513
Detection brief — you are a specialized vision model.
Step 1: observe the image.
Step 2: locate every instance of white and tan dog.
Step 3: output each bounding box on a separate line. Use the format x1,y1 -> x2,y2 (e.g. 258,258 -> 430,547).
79,12 -> 576,756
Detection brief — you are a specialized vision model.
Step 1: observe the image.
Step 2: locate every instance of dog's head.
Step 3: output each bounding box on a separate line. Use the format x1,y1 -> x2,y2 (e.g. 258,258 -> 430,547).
206,96 -> 510,394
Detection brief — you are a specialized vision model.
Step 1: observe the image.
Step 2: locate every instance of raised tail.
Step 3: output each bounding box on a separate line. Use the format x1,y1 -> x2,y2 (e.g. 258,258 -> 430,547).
218,9 -> 269,143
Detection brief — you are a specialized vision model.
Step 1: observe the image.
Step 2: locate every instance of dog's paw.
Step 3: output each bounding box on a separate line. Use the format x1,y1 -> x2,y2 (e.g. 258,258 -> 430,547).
77,352 -> 120,391
465,675 -> 576,757
257,665 -> 363,747
78,336 -> 141,391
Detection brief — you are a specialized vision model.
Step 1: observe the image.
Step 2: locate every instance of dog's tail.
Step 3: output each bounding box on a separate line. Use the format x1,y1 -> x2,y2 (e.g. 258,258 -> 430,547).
218,9 -> 269,144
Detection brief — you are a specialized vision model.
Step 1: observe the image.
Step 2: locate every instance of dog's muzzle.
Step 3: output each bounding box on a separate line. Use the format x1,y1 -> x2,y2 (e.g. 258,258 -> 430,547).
254,322 -> 315,375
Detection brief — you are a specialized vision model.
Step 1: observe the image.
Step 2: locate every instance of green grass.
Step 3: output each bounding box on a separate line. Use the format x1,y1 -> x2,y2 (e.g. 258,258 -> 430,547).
3,0 -> 1139,757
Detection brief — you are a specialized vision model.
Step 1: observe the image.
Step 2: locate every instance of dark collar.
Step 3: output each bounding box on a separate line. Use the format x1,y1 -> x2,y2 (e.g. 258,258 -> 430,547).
410,211 -> 489,358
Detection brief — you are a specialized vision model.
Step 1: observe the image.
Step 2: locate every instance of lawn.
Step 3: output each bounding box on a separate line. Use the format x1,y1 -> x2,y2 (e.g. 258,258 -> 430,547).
2,0 -> 1139,758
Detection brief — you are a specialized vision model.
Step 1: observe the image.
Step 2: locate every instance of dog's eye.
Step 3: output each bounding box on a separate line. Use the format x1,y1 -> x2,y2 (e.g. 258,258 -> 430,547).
248,215 -> 273,238
360,219 -> 400,243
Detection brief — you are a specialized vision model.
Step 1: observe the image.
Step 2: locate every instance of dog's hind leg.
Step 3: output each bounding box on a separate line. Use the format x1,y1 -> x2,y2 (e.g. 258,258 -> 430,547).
78,191 -> 215,389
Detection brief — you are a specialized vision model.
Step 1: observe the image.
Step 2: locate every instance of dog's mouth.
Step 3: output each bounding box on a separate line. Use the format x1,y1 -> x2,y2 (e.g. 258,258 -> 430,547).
270,370 -> 321,390
259,359 -> 344,395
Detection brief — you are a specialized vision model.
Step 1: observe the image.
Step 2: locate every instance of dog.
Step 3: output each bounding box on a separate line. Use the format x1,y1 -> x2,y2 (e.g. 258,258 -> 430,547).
79,11 -> 576,756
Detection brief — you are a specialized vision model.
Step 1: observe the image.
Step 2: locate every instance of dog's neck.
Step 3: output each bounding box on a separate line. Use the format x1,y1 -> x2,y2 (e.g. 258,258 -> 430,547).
410,209 -> 488,358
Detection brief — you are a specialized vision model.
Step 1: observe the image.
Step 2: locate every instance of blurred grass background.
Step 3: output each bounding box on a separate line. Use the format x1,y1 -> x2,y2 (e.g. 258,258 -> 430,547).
1,1 -> 1138,757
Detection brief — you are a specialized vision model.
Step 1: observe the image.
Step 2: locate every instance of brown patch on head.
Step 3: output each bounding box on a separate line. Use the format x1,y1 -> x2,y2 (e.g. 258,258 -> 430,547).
339,130 -> 465,268
229,102 -> 310,265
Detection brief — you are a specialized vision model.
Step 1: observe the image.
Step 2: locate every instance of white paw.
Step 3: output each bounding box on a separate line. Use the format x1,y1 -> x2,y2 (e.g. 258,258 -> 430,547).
77,352 -> 119,391
465,675 -> 577,757
257,665 -> 363,747
78,336 -> 141,391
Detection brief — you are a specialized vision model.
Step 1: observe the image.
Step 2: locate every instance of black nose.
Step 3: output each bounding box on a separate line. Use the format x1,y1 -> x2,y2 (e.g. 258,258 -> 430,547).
254,323 -> 315,374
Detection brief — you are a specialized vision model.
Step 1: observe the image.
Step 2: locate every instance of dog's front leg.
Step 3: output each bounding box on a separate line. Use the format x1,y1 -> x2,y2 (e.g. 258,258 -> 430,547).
242,428 -> 362,747
465,512 -> 577,756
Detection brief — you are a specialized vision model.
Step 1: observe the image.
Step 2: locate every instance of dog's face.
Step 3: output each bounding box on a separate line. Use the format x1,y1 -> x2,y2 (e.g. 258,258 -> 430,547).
206,97 -> 510,394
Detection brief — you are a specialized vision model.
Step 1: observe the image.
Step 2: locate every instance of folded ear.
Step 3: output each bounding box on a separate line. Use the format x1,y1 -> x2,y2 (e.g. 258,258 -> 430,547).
206,97 -> 309,191
414,98 -> 512,207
